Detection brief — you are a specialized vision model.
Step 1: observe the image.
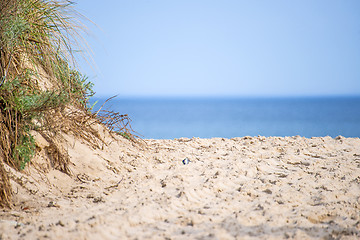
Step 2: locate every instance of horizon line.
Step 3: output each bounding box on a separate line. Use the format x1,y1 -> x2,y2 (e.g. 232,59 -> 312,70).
92,94 -> 360,100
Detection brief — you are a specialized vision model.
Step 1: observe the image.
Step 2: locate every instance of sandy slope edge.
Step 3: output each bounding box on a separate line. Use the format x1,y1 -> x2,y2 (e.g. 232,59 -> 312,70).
1,130 -> 360,239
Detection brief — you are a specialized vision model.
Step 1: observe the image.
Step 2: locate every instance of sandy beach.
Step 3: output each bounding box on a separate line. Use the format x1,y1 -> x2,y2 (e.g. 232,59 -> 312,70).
1,132 -> 360,239
1,0 -> 359,239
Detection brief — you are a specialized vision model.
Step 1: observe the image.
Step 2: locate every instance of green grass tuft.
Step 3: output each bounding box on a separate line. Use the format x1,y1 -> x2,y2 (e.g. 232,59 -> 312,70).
13,129 -> 35,170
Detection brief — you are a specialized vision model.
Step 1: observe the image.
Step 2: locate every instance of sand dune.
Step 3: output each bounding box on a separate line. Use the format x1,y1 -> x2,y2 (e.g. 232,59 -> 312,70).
1,133 -> 360,239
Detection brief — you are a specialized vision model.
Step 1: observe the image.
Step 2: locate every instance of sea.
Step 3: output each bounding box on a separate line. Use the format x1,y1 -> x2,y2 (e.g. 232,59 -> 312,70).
91,97 -> 360,139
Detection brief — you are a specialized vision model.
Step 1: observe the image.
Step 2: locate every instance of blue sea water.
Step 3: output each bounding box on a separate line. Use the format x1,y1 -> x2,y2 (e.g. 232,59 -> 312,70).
91,97 -> 360,139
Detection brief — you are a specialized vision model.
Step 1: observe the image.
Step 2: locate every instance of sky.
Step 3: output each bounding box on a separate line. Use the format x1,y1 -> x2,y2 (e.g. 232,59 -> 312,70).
76,0 -> 360,98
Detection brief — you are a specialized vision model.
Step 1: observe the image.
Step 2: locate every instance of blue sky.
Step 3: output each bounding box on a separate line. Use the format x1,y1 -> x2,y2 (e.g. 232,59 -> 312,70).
76,0 -> 360,98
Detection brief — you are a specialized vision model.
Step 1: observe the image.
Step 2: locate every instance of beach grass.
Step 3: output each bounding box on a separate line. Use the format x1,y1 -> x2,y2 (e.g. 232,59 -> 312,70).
0,0 -> 94,207
0,0 -> 138,208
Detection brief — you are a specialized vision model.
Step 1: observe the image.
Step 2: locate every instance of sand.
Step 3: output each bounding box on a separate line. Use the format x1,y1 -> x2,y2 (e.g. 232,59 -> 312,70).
1,132 -> 360,239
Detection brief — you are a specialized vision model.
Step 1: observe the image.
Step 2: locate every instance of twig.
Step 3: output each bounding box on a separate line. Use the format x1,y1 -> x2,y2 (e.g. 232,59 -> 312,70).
104,178 -> 123,190
76,174 -> 88,183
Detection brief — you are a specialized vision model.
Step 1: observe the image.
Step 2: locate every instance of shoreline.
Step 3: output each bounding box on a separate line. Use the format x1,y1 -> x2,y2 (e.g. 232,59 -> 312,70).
1,135 -> 360,239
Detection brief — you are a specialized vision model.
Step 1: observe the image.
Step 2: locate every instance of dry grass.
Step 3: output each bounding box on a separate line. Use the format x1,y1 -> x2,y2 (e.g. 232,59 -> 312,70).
0,0 -> 137,208
0,0 -> 93,207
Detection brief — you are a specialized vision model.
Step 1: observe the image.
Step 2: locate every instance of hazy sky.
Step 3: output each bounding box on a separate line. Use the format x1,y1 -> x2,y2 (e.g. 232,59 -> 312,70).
77,0 -> 360,97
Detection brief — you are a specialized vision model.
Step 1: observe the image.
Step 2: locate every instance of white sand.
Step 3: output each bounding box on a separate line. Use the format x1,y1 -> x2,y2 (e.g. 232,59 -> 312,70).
1,132 -> 360,239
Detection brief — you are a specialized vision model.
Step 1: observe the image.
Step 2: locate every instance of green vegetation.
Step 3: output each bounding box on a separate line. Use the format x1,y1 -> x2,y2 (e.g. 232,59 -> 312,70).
13,130 -> 35,170
0,0 -> 137,208
1,0 -> 92,163
0,0 -> 98,207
